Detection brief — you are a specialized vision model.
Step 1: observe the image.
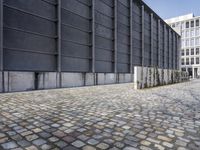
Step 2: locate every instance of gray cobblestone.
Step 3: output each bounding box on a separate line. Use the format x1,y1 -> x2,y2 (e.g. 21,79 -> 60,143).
0,80 -> 200,149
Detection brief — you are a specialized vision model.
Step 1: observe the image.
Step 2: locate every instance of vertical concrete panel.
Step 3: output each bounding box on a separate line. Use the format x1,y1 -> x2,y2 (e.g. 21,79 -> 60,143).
105,73 -> 116,84
85,73 -> 95,86
0,72 -> 2,92
97,73 -> 105,85
61,73 -> 84,88
124,74 -> 132,83
8,72 -> 35,92
118,74 -> 125,83
42,72 -> 59,89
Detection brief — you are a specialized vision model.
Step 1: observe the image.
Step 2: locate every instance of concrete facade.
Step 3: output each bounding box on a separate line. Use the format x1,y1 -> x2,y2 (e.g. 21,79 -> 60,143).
166,14 -> 200,78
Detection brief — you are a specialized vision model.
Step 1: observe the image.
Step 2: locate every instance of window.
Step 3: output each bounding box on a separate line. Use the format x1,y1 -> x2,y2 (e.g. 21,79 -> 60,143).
191,39 -> 194,46
191,58 -> 194,65
186,22 -> 189,28
196,19 -> 199,27
181,59 -> 185,65
181,50 -> 185,56
196,57 -> 200,64
182,68 -> 186,71
185,40 -> 189,46
191,29 -> 194,37
196,48 -> 199,55
191,20 -> 194,27
186,49 -> 189,55
186,30 -> 189,37
196,28 -> 199,36
196,38 -> 200,46
191,48 -> 194,55
186,58 -> 189,65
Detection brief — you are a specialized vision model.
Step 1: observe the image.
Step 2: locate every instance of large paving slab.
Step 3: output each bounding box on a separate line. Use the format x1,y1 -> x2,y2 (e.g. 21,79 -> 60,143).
0,80 -> 200,150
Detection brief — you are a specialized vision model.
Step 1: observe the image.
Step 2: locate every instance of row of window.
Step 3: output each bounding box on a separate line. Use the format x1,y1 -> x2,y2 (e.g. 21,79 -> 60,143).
171,19 -> 199,29
181,57 -> 200,65
181,48 -> 200,56
186,20 -> 199,28
181,28 -> 200,38
181,38 -> 200,47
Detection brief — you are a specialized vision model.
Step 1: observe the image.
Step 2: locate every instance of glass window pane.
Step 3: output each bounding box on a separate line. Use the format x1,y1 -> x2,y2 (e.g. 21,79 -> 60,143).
196,48 -> 199,55
196,57 -> 200,64
186,58 -> 189,65
191,21 -> 194,27
191,58 -> 194,64
186,22 -> 189,28
186,49 -> 189,55
196,19 -> 199,27
191,49 -> 194,55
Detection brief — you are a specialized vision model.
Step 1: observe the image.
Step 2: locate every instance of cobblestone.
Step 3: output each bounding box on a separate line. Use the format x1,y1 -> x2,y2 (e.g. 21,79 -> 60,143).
0,80 -> 200,149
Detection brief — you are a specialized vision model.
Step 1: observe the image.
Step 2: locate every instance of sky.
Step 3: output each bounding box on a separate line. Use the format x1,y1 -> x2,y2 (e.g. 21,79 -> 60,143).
143,0 -> 200,20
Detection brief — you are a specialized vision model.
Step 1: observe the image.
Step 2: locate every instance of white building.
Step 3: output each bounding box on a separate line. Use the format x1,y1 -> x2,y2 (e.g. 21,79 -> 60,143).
165,13 -> 200,78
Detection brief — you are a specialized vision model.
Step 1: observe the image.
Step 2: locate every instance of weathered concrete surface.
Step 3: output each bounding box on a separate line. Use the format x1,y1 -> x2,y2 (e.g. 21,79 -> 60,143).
134,66 -> 189,89
0,80 -> 200,150
3,71 -> 35,92
38,72 -> 60,90
0,72 -> 134,92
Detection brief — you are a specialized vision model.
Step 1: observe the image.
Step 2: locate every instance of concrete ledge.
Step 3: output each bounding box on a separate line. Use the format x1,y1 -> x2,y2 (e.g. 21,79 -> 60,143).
0,71 -> 134,93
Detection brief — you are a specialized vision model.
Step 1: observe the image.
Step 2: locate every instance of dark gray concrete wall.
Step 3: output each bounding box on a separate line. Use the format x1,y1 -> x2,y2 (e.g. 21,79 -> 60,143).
0,0 -> 181,92
0,0 -> 180,73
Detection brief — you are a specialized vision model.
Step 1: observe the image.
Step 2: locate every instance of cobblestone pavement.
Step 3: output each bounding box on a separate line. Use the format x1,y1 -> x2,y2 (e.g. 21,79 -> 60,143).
0,80 -> 200,150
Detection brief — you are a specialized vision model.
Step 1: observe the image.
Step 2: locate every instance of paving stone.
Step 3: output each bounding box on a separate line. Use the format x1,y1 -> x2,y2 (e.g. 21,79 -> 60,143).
25,145 -> 38,150
96,143 -> 109,149
17,140 -> 31,147
72,140 -> 85,148
40,144 -> 52,150
114,142 -> 125,148
1,141 -> 18,149
63,136 -> 75,143
32,139 -> 47,146
123,147 -> 139,150
162,141 -> 174,148
136,134 -> 146,139
175,140 -> 187,147
154,144 -> 165,150
26,134 -> 39,141
82,145 -> 96,150
55,141 -> 68,148
140,140 -> 151,146
177,147 -> 188,150
48,137 -> 59,142
87,139 -> 99,145
140,146 -> 152,150
157,135 -> 172,142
